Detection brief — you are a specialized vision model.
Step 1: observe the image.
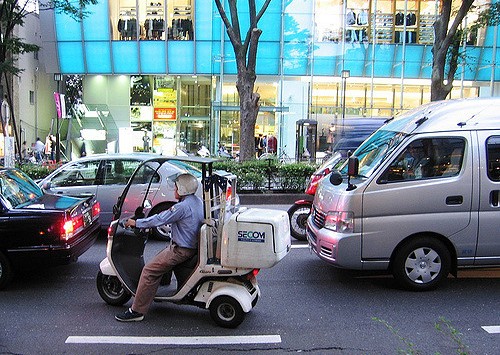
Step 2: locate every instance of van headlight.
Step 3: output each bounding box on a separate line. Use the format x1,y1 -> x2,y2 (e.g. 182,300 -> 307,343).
324,211 -> 354,233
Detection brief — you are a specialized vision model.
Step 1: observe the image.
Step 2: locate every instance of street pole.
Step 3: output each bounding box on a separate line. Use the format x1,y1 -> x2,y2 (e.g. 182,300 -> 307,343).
341,70 -> 350,136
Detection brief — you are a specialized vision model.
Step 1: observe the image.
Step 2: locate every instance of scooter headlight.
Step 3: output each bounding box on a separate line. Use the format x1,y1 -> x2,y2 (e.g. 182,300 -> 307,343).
324,211 -> 354,233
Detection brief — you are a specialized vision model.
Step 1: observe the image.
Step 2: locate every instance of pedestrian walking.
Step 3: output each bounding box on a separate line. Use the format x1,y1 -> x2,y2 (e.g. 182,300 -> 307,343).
33,137 -> 45,163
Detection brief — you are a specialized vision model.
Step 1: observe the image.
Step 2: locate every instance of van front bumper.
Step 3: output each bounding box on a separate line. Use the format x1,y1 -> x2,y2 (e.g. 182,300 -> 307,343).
306,215 -> 363,269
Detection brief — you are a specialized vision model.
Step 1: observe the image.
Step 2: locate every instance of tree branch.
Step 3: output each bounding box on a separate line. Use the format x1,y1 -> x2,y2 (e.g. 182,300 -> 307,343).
442,0 -> 474,51
247,28 -> 261,73
214,0 -> 242,53
242,0 -> 272,63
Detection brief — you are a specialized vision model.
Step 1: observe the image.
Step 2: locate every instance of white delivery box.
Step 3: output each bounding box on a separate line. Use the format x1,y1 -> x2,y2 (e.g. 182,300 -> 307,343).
221,208 -> 291,268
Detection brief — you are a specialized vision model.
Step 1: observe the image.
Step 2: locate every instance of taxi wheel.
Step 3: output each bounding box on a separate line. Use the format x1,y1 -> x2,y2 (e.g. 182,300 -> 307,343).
149,203 -> 175,241
209,296 -> 245,328
96,271 -> 131,306
392,237 -> 450,291
0,252 -> 13,290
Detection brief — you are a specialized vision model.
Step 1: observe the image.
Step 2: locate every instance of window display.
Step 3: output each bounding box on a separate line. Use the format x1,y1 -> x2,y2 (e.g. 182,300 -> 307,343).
395,1 -> 418,44
109,0 -> 193,41
312,0 -> 463,46
142,2 -> 165,40
169,2 -> 193,40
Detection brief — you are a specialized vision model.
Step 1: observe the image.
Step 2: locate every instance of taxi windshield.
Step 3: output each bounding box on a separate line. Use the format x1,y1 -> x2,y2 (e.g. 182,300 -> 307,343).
0,169 -> 43,208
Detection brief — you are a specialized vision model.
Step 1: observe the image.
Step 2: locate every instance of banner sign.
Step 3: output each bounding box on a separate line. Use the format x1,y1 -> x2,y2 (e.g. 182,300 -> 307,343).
54,92 -> 62,119
154,107 -> 176,120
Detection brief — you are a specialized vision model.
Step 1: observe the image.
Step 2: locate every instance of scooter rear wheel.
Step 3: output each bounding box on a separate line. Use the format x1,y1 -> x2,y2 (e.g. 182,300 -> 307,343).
96,271 -> 132,306
209,296 -> 245,328
288,204 -> 311,241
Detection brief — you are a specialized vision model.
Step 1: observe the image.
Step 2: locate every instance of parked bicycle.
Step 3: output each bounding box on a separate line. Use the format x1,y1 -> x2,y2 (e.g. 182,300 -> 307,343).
259,145 -> 292,163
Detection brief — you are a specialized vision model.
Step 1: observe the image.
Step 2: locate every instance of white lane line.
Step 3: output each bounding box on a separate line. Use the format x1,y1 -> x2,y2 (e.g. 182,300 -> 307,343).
66,335 -> 281,345
482,326 -> 500,334
291,244 -> 309,249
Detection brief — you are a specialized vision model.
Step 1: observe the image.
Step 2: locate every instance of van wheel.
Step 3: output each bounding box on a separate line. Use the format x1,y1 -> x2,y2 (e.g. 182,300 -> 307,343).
149,203 -> 175,241
392,237 -> 450,291
96,271 -> 132,306
209,296 -> 245,328
0,252 -> 13,290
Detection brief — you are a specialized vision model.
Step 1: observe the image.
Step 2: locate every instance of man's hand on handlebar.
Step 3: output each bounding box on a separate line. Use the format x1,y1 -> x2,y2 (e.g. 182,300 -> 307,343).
124,218 -> 137,228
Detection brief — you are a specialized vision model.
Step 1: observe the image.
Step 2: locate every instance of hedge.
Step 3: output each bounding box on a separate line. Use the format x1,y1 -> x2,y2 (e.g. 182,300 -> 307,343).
19,159 -> 318,193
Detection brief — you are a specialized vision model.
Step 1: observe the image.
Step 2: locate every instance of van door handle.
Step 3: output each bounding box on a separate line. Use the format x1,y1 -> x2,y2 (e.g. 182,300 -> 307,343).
446,195 -> 463,205
490,190 -> 499,207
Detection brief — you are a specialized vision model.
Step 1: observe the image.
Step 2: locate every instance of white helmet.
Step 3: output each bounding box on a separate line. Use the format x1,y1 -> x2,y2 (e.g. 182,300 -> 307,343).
175,173 -> 198,196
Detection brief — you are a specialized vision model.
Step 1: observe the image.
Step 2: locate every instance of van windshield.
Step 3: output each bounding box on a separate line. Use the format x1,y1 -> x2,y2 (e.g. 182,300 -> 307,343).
340,129 -> 406,178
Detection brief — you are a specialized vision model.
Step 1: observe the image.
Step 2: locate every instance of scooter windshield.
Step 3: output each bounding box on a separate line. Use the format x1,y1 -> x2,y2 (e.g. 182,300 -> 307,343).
118,161 -> 165,221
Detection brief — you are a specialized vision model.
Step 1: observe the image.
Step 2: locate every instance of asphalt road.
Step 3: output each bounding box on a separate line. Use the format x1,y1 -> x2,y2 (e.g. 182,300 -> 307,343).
1,204 -> 499,354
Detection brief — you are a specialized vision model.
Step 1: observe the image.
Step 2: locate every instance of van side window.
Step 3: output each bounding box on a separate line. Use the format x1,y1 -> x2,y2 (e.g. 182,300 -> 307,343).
486,136 -> 500,181
379,138 -> 465,183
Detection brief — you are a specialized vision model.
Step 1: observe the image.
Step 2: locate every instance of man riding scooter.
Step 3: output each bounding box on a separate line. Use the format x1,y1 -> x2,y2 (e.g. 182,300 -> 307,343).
115,173 -> 203,322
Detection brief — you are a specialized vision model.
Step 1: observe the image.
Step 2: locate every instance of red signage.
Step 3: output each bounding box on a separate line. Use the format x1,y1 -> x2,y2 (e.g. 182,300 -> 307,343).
154,107 -> 176,120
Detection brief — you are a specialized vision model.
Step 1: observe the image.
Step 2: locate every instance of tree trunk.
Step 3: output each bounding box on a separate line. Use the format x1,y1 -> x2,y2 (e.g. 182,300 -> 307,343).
430,0 -> 474,101
236,67 -> 260,161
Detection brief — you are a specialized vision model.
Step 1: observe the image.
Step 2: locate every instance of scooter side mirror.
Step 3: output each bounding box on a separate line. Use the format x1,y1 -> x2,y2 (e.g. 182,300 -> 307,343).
329,171 -> 343,186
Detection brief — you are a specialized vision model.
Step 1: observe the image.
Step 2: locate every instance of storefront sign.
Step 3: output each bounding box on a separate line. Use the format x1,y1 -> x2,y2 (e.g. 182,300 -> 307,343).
154,107 -> 176,120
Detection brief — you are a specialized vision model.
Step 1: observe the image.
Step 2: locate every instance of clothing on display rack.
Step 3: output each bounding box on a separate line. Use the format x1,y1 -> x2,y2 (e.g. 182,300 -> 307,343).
144,18 -> 165,40
118,17 -> 138,40
394,11 -> 417,44
345,9 -> 357,42
169,18 -> 193,40
357,9 -> 368,25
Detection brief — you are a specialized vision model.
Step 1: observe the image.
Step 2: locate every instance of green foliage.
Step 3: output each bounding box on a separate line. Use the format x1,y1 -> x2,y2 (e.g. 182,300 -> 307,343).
471,3 -> 500,31
214,159 -> 317,192
372,317 -> 418,354
435,317 -> 469,355
20,158 -> 318,193
373,316 -> 470,355
17,163 -> 57,180
278,162 -> 316,191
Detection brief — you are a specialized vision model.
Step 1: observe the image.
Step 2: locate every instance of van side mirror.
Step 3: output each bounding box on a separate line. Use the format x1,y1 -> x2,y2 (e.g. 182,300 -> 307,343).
347,157 -> 359,176
329,171 -> 343,185
347,157 -> 359,191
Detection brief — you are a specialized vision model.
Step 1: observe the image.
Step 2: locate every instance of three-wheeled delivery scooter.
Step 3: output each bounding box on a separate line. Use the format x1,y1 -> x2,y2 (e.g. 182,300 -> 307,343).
96,157 -> 291,328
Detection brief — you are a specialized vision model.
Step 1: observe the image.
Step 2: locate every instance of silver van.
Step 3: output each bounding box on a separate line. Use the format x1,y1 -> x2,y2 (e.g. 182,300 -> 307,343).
307,98 -> 500,291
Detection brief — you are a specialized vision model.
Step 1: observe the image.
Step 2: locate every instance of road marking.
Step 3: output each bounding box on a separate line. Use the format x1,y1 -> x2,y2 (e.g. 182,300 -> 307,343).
482,326 -> 500,334
65,335 -> 281,345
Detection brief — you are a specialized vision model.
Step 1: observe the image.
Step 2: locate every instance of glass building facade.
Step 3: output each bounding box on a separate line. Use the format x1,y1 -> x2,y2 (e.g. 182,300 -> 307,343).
39,0 -> 500,159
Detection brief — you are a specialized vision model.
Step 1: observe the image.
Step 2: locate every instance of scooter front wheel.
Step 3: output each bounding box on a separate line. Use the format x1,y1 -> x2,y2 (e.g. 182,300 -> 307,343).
96,271 -> 132,306
209,296 -> 245,328
288,204 -> 311,241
